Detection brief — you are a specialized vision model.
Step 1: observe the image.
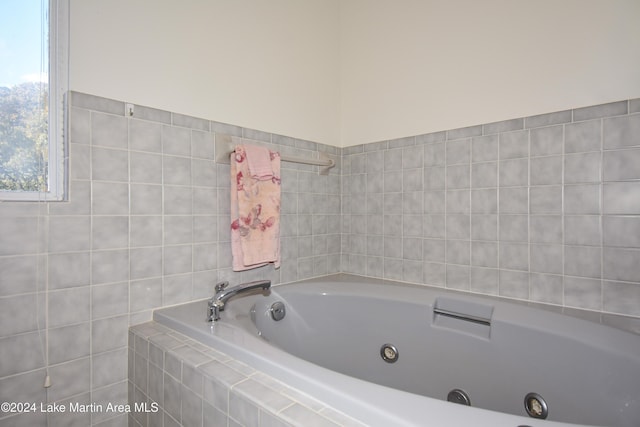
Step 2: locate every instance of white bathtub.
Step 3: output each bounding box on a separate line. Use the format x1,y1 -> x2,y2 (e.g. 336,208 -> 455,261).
153,274 -> 640,427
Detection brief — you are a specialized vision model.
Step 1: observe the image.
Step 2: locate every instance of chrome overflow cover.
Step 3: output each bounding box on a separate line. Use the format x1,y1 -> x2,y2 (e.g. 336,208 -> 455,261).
380,344 -> 399,363
447,389 -> 471,406
524,392 -> 548,419
270,301 -> 286,321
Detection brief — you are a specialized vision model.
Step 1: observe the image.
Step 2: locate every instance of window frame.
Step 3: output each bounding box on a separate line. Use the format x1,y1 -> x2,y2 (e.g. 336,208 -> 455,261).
1,0 -> 69,202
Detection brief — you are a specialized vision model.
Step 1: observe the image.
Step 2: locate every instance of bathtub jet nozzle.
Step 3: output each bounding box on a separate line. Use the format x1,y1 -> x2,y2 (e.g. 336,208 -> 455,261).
208,280 -> 271,322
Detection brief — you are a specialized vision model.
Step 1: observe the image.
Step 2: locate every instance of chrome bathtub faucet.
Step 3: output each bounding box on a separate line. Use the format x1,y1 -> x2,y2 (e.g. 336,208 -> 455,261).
208,279 -> 271,322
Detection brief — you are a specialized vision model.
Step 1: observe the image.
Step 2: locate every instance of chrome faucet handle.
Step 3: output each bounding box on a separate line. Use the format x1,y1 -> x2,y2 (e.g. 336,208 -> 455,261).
215,281 -> 229,293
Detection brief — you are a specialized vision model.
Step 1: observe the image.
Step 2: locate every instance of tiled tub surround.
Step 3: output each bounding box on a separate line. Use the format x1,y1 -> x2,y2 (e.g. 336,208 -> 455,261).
342,99 -> 640,317
128,322 -> 363,427
1,92 -> 639,427
0,92 -> 341,427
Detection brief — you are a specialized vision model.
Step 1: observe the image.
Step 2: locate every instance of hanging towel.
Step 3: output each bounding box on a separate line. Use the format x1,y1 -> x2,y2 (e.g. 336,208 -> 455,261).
230,144 -> 281,271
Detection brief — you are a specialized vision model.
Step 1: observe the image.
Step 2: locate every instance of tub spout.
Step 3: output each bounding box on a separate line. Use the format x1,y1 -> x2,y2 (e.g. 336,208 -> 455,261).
208,279 -> 271,322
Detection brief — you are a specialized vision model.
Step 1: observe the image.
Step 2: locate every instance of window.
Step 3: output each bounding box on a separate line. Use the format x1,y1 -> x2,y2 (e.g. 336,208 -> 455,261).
0,0 -> 69,201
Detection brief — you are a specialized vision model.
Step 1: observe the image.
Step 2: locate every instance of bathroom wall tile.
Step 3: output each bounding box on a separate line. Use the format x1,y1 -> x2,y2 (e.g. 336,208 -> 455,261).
69,143 -> 90,180
92,249 -> 129,285
603,281 -> 640,316
424,142 -> 446,166
48,287 -> 90,327
0,368 -> 46,409
498,187 -> 528,214
446,189 -> 470,214
403,169 -> 423,192
130,184 -> 162,215
499,215 -> 528,242
46,357 -> 91,403
417,131 -> 446,145
424,190 -> 445,214
164,216 -> 193,245
574,100 -> 627,121
470,267 -> 498,295
403,260 -> 424,283
403,214 -> 423,236
565,245 -> 601,279
525,109 -> 572,128
130,151 -> 163,184
92,315 -> 129,354
92,216 -> 129,250
402,145 -> 423,169
192,129 -> 215,160
163,155 -> 191,186
603,215 -> 640,247
471,241 -> 497,268
447,125 -> 482,140
471,189 -> 497,214
446,139 -> 470,165
383,171 -> 402,192
92,182 -> 129,215
383,149 -> 402,171
499,242 -> 529,271
471,162 -> 497,188
472,134 -> 499,162
603,148 -> 640,181
423,239 -> 445,263
564,215 -> 601,246
91,282 -> 129,320
92,112 -> 128,149
446,214 -> 470,240
530,273 -> 563,304
423,262 -> 445,286
0,333 -> 45,377
48,252 -> 91,289
530,186 -> 562,214
48,323 -> 90,364
530,244 -> 563,274
92,147 -> 129,182
499,158 -> 528,187
0,294 -> 38,337
499,130 -> 528,159
498,270 -> 529,299
483,118 -> 523,135
383,258 -> 403,280
446,240 -> 470,265
530,125 -> 563,156
164,186 -> 193,215
70,106 -> 90,145
446,264 -> 469,290
130,247 -> 163,280
446,164 -> 470,189
603,247 -> 640,282
471,214 -> 497,241
564,277 -> 602,310
565,184 -> 601,214
424,166 -> 445,190
423,214 -> 445,238
603,114 -> 640,149
130,119 -> 162,153
0,217 -> 40,256
162,125 -> 191,157
565,120 -> 601,153
163,245 -> 192,275
530,156 -> 562,185
130,215 -> 163,247
48,216 -> 91,252
603,182 -> 640,214
0,255 -> 40,296
564,152 -> 601,184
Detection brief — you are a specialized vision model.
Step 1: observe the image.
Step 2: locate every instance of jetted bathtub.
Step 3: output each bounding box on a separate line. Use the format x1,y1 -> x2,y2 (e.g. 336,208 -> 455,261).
154,274 -> 640,427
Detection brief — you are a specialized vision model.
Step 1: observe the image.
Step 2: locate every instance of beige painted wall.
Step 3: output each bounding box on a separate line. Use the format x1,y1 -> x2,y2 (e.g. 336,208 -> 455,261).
340,0 -> 640,146
70,0 -> 341,145
70,1 -> 640,148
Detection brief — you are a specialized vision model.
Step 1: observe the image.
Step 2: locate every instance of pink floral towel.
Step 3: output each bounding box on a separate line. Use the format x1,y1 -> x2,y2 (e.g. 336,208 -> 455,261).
230,144 -> 281,271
